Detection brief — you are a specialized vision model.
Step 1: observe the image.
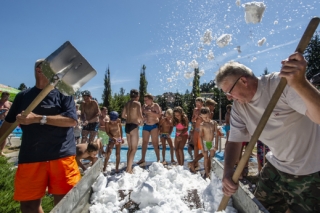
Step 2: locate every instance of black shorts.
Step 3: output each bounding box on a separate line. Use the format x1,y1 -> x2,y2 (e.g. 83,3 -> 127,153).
125,123 -> 138,134
82,122 -> 99,132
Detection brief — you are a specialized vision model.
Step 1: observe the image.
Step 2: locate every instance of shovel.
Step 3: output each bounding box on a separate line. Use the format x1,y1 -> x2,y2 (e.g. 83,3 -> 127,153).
0,41 -> 97,143
217,16 -> 320,211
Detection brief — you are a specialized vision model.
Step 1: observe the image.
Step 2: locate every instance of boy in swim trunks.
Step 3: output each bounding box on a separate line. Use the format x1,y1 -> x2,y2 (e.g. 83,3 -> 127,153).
103,111 -> 124,173
76,138 -> 104,172
121,89 -> 143,173
80,90 -> 101,143
191,97 -> 204,159
199,107 -> 218,179
98,107 -> 110,147
158,108 -> 175,164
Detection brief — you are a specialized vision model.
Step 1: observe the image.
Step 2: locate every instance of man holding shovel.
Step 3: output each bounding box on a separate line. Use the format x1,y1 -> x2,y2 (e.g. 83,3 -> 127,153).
217,52 -> 320,212
0,59 -> 81,213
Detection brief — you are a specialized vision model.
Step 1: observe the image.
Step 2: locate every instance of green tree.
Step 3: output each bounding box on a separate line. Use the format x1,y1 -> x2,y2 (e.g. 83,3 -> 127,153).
154,95 -> 168,111
139,64 -> 148,104
187,68 -> 200,120
102,66 -> 112,109
304,32 -> 320,80
261,67 -> 269,76
17,83 -> 27,91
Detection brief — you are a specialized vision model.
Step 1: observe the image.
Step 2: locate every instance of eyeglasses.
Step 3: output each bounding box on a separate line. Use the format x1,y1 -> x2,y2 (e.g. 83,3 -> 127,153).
224,76 -> 242,96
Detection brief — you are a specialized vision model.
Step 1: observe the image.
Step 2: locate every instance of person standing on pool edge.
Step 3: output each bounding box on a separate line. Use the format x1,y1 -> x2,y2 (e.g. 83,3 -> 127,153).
137,94 -> 162,165
0,59 -> 81,212
121,89 -> 143,174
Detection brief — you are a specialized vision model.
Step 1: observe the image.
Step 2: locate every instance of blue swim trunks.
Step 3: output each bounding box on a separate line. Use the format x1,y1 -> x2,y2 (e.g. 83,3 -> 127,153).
143,123 -> 158,132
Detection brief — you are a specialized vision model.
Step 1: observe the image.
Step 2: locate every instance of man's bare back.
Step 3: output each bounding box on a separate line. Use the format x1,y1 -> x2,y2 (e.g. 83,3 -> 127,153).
123,100 -> 143,125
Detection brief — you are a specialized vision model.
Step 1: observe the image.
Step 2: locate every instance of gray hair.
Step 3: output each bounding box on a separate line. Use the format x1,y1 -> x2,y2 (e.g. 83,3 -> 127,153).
215,61 -> 255,88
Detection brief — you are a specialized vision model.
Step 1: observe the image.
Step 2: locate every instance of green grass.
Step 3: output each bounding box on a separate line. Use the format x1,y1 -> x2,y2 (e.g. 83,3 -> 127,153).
0,156 -> 54,213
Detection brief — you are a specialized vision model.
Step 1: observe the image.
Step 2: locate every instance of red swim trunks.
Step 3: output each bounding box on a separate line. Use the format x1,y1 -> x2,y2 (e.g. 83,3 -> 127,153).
14,156 -> 81,201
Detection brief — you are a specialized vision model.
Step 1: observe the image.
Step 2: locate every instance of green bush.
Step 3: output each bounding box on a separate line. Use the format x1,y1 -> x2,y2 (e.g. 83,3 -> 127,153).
0,156 -> 54,213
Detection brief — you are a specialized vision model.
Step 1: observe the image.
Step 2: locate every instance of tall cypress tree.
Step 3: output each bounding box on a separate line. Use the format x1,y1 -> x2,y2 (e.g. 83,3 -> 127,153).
139,64 -> 148,104
304,32 -> 320,80
187,68 -> 200,119
102,66 -> 112,109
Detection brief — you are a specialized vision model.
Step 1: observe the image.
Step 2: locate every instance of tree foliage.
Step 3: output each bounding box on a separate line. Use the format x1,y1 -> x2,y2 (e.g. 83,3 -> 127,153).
304,32 -> 320,80
102,66 -> 112,109
187,68 -> 200,119
139,65 -> 148,105
17,83 -> 27,91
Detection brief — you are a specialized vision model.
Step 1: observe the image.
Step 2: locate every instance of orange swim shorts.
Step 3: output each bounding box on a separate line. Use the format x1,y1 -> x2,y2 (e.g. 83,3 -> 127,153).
14,156 -> 81,201
197,136 -> 202,150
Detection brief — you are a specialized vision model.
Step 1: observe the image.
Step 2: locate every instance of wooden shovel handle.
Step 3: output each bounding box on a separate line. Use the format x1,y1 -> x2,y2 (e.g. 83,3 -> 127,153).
0,84 -> 55,143
218,16 -> 320,211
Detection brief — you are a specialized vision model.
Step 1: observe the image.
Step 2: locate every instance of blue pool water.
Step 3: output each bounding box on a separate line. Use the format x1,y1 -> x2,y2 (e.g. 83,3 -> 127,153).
107,146 -> 197,162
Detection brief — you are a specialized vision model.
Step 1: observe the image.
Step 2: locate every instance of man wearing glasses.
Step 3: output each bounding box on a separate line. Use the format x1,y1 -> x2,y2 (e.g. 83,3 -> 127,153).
216,52 -> 320,212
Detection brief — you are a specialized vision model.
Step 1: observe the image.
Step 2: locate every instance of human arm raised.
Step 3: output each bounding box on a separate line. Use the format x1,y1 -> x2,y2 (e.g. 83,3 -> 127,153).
280,52 -> 320,124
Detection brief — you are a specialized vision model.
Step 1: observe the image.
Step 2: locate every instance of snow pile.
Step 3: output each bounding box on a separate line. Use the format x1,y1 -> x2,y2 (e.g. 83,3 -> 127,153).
202,29 -> 213,45
89,162 -> 237,213
216,34 -> 232,48
257,37 -> 266,46
242,2 -> 266,24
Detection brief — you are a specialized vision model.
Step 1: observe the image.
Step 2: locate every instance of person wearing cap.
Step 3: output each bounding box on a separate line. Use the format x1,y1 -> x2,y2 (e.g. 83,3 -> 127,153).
80,90 -> 101,143
121,89 -> 143,174
0,59 -> 81,212
103,111 -> 123,173
0,91 -> 12,155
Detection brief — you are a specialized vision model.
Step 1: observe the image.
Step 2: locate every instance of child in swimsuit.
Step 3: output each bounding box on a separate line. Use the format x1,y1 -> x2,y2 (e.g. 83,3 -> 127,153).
172,106 -> 189,166
199,107 -> 218,179
104,111 -> 124,173
159,109 -> 175,164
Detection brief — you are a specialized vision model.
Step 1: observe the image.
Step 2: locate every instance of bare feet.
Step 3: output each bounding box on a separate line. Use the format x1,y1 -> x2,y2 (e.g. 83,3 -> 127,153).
162,161 -> 167,165
189,162 -> 196,173
137,159 -> 145,165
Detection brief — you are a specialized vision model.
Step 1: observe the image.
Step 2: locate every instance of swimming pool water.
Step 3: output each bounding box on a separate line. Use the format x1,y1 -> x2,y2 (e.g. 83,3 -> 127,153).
106,146 -> 196,162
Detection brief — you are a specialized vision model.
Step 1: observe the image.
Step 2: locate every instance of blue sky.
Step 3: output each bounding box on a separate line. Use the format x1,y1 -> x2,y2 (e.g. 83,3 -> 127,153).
1,0 -> 319,102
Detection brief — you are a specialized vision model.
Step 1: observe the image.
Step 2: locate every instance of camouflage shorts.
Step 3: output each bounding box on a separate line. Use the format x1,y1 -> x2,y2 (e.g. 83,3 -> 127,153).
254,162 -> 320,213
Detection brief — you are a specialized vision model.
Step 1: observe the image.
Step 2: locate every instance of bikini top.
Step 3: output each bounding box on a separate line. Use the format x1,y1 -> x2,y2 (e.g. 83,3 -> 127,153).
176,123 -> 186,130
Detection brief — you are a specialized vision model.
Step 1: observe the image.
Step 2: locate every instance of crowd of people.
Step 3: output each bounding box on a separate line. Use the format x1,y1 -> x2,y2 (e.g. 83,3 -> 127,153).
0,50 -> 319,213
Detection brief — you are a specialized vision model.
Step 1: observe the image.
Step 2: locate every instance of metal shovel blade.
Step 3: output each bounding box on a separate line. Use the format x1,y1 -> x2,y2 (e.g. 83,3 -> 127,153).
41,41 -> 97,96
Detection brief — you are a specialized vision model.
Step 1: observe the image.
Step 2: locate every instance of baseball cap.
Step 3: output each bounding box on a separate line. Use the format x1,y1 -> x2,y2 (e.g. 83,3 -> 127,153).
109,111 -> 119,121
81,90 -> 91,96
35,59 -> 45,70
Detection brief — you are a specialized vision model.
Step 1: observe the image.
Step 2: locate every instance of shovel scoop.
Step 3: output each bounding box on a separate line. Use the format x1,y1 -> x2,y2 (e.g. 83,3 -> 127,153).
0,41 -> 97,142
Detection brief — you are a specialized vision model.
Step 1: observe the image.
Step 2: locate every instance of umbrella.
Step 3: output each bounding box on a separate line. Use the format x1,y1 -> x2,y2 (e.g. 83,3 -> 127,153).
0,84 -> 20,102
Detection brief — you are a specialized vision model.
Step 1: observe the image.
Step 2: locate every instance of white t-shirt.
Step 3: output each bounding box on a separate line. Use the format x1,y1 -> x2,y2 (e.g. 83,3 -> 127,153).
229,73 -> 320,175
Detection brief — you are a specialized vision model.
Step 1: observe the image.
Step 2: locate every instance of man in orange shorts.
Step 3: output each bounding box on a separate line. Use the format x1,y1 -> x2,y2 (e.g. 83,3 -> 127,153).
0,59 -> 81,213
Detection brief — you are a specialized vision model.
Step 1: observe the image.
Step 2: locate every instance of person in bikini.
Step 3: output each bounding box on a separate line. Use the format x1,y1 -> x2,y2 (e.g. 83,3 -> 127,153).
103,111 -> 124,173
199,107 -> 219,179
76,138 -> 104,173
189,98 -> 217,172
191,97 -> 205,164
137,94 -> 162,165
80,90 -> 100,143
158,108 -> 175,164
172,106 -> 189,166
121,89 -> 143,174
98,107 -> 110,147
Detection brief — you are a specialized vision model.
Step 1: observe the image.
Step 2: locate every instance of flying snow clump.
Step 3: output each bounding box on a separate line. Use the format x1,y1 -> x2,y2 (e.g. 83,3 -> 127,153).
216,34 -> 232,48
257,37 -> 266,46
242,2 -> 266,24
